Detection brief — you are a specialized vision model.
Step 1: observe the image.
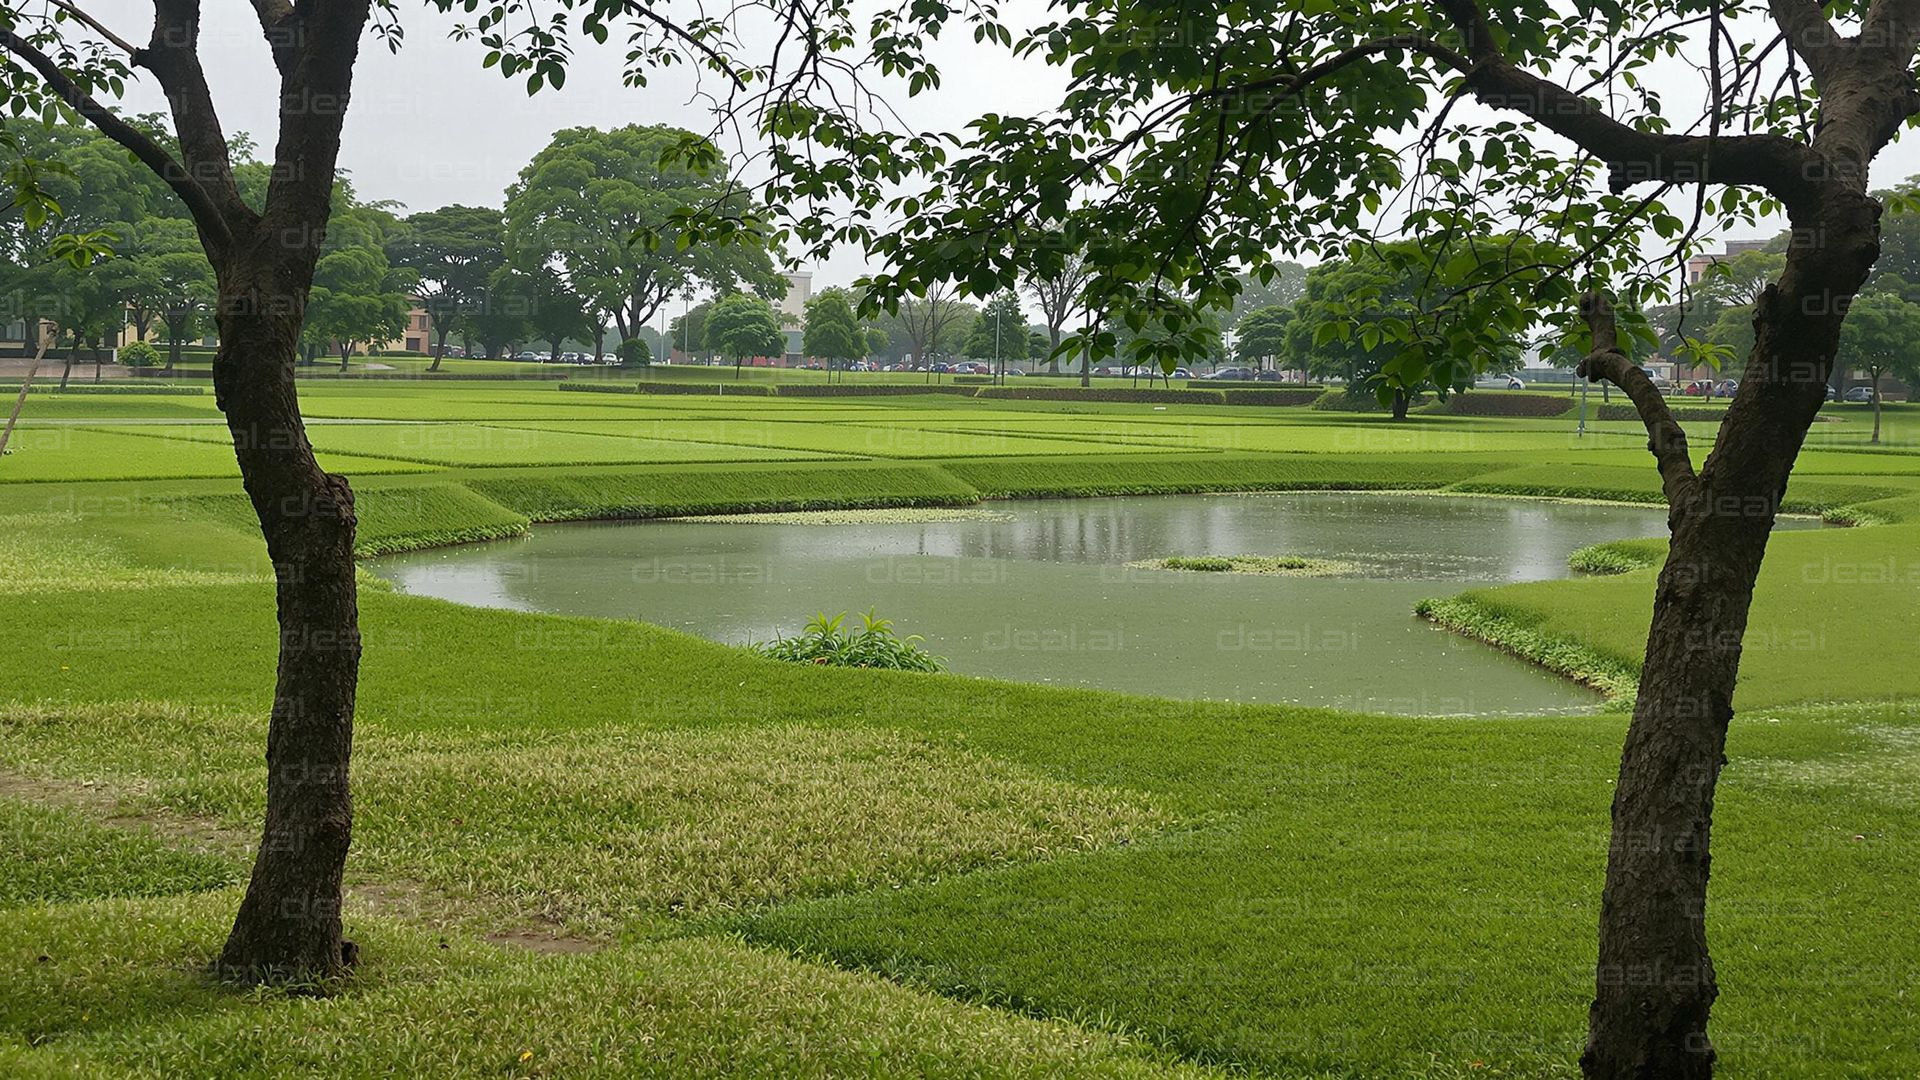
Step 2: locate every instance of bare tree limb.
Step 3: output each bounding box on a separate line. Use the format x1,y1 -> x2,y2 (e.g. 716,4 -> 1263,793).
0,29 -> 233,248
137,0 -> 254,228
1576,291 -> 1700,513
46,0 -> 138,56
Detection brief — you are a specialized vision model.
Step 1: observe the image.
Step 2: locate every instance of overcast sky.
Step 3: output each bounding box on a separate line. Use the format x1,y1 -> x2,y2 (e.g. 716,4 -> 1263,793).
89,1 -> 1920,322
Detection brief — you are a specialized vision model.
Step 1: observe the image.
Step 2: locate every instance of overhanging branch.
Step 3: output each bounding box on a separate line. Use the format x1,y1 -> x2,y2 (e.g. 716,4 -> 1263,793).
1575,291 -> 1700,514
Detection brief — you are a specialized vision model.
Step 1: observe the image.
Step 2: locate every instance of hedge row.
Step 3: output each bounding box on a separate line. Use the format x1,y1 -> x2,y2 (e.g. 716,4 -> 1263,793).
974,386 -> 1228,405
1220,388 -> 1323,406
635,381 -> 776,396
1187,380 -> 1320,390
1594,403 -> 1726,423
1435,392 -> 1574,417
0,382 -> 206,395
774,384 -> 978,398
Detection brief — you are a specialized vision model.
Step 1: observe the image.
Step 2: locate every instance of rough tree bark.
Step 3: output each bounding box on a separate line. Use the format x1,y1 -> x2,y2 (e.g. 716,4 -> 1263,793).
5,0 -> 376,981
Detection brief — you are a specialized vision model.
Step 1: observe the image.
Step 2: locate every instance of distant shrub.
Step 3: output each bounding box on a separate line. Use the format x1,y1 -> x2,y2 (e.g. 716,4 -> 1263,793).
751,609 -> 946,672
952,375 -> 993,385
618,338 -> 652,367
975,386 -> 1226,405
116,341 -> 161,368
1435,392 -> 1573,417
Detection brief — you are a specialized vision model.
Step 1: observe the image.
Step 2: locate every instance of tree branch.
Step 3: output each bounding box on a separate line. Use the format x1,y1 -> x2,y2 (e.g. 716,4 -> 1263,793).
46,0 -> 138,56
1427,0 -> 1826,212
0,30 -> 233,248
1575,291 -> 1700,513
137,0 -> 253,228
1767,0 -> 1844,80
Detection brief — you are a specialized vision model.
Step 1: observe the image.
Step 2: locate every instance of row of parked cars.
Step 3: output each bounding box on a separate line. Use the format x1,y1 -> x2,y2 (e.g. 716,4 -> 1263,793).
511,351 -> 618,365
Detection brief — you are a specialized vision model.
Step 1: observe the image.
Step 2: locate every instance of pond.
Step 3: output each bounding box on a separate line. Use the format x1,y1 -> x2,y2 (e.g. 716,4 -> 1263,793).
372,492 -> 1694,716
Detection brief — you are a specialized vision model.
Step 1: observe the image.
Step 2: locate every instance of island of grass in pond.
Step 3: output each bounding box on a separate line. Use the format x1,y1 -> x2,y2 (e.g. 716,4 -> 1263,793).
1132,554 -> 1358,575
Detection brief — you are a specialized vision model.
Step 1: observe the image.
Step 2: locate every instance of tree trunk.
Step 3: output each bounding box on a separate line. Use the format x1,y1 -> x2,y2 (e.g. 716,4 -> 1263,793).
1390,388 -> 1409,420
339,344 -> 351,372
1581,194 -> 1874,1078
429,327 -> 449,373
212,278 -> 361,983
1046,326 -> 1062,375
58,336 -> 77,391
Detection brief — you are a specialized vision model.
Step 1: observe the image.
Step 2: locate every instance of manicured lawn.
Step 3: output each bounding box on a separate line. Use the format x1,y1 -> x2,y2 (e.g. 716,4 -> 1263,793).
2,379 -> 1916,1077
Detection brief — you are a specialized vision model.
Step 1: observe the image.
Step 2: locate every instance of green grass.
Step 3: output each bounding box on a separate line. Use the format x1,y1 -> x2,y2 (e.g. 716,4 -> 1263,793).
4,379 -> 1920,1076
0,799 -> 239,909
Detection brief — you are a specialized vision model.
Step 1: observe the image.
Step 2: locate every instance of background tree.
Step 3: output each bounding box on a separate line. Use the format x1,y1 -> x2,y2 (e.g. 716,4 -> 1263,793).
465,268 -> 536,359
1836,287 -> 1920,443
1229,264 -> 1309,319
387,205 -> 505,371
895,282 -> 973,374
1024,253 -> 1091,374
524,270 -> 593,364
1232,305 -> 1294,377
964,291 -> 1029,375
668,300 -> 712,361
703,291 -> 786,378
803,287 -> 865,372
503,125 -> 783,347
301,201 -> 414,370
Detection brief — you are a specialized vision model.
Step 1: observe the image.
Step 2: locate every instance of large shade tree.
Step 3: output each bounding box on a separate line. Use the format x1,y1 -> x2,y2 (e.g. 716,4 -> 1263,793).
386,205 -> 505,370
502,124 -> 784,347
635,0 -> 1920,1073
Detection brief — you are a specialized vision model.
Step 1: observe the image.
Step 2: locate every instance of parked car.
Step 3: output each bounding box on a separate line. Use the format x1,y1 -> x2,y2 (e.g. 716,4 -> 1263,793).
1715,379 -> 1739,398
513,351 -> 540,362
1506,376 -> 1526,390
1843,386 -> 1878,403
1826,385 -> 1838,401
1255,369 -> 1283,382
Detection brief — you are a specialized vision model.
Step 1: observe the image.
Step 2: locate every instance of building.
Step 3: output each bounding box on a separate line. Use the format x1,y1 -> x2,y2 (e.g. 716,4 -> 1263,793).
777,272 -> 812,322
1684,239 -> 1771,285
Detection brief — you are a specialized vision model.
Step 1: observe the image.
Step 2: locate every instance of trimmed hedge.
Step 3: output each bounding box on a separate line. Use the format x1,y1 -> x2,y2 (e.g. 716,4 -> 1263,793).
974,386 -> 1227,405
0,382 -> 206,395
1219,388 -> 1323,407
1433,392 -> 1574,418
556,381 -> 638,394
952,375 -> 994,385
1594,403 -> 1726,423
632,381 -> 777,396
1185,380 -> 1320,390
776,384 -> 977,398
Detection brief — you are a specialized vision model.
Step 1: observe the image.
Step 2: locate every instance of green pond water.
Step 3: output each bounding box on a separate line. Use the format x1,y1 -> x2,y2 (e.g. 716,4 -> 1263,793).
370,492 -> 1706,716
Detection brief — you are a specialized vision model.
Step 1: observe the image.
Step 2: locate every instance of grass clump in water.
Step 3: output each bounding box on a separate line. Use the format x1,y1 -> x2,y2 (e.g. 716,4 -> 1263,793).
753,610 -> 947,672
1133,554 -> 1357,576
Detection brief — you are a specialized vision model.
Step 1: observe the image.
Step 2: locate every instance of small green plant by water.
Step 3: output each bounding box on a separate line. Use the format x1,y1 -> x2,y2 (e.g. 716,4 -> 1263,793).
751,609 -> 947,672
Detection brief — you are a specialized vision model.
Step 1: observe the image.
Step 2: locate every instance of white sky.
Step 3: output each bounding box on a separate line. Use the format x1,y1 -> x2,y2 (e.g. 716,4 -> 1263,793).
88,1 -> 1920,324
